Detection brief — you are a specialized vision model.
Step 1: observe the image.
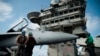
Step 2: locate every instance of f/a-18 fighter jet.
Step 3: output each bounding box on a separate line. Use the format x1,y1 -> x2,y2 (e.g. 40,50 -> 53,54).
0,18 -> 78,56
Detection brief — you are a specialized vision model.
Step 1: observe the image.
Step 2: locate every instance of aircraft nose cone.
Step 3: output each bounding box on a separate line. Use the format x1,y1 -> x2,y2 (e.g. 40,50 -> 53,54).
71,34 -> 79,39
63,33 -> 79,41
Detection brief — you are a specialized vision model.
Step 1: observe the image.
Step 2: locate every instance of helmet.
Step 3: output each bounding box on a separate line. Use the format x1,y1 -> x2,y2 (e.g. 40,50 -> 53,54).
22,31 -> 26,36
28,32 -> 33,37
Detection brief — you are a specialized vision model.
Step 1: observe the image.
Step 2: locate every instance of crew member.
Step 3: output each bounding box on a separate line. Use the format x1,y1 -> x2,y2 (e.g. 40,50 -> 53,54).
16,31 -> 26,56
85,33 -> 96,56
24,32 -> 36,56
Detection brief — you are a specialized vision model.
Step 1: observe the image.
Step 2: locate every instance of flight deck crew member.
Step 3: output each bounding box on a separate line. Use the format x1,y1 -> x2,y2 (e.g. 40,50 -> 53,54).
85,33 -> 96,56
24,32 -> 36,56
16,31 -> 26,56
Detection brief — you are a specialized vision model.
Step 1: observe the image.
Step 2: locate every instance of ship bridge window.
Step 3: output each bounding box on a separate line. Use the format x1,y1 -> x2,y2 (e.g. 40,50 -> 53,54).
59,12 -> 63,15
80,8 -> 85,14
75,2 -> 79,6
70,16 -> 74,19
65,17 -> 69,20
46,15 -> 50,18
51,20 -> 54,23
69,9 -> 73,13
70,4 -> 74,8
51,14 -> 54,17
75,15 -> 80,18
55,20 -> 59,23
60,18 -> 64,21
45,22 -> 49,24
42,16 -> 47,20
64,10 -> 68,14
80,1 -> 85,6
74,8 -> 78,11
54,13 -> 58,16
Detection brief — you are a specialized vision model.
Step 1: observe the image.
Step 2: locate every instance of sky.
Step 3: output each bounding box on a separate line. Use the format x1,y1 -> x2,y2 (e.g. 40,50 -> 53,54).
0,0 -> 100,56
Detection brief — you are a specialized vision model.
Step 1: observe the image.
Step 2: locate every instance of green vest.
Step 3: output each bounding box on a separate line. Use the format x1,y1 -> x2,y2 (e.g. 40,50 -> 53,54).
86,35 -> 94,45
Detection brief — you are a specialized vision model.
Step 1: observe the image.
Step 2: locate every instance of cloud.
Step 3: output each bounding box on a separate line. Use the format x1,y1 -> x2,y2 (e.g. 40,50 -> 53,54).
86,14 -> 100,36
0,0 -> 13,22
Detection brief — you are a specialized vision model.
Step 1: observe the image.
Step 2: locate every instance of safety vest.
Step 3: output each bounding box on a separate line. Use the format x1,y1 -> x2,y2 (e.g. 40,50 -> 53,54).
86,35 -> 94,45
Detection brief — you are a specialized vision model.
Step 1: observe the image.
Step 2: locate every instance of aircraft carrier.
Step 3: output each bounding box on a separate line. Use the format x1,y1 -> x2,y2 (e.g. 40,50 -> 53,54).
27,0 -> 87,56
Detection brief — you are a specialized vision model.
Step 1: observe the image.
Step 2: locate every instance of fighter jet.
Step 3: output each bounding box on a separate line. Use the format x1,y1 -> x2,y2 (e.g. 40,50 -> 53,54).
0,18 -> 78,46
0,18 -> 78,56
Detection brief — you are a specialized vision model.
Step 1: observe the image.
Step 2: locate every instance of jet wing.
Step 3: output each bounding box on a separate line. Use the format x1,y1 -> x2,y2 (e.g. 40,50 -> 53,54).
0,32 -> 21,47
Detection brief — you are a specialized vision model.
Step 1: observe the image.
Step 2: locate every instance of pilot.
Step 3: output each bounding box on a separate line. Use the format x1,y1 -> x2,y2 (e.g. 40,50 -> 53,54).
24,32 -> 36,56
16,31 -> 26,56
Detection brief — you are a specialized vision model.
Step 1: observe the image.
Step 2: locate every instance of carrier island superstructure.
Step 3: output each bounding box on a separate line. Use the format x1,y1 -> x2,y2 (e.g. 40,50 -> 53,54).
27,0 -> 87,56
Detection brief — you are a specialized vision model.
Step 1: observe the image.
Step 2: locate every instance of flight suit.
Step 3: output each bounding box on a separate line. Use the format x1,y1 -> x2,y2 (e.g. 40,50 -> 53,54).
24,36 -> 36,56
16,35 -> 26,56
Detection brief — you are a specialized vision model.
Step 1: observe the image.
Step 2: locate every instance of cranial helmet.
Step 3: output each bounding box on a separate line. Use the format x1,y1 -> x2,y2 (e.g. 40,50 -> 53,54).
22,31 -> 26,36
28,32 -> 33,37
